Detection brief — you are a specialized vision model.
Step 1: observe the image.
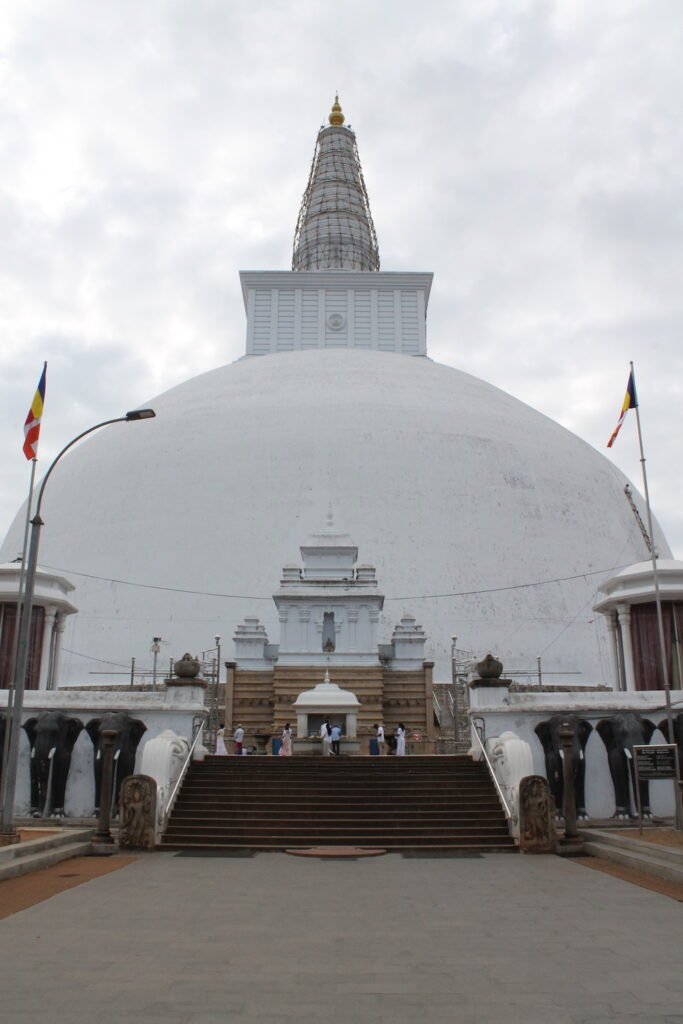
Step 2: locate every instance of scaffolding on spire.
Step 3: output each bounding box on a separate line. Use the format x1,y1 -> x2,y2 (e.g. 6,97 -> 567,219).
292,98 -> 380,272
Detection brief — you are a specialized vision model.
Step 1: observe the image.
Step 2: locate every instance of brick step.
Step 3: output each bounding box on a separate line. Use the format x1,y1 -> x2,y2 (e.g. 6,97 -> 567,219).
171,799 -> 505,814
175,799 -> 497,811
180,781 -> 494,793
162,827 -> 509,843
166,811 -> 507,827
201,755 -> 475,761
194,764 -> 486,775
171,807 -> 505,820
185,770 -> 485,774
195,760 -> 485,768
161,835 -> 516,849
186,768 -> 489,776
163,843 -> 517,852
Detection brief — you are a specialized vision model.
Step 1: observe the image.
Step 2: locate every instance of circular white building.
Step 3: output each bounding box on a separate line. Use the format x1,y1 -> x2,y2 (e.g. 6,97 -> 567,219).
0,99 -> 668,689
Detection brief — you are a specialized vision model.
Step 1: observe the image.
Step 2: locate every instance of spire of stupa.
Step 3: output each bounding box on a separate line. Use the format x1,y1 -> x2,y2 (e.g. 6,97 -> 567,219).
292,96 -> 380,272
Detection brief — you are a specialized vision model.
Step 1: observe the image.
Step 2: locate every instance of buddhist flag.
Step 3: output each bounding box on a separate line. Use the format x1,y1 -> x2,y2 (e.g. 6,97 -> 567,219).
607,369 -> 637,448
23,362 -> 47,460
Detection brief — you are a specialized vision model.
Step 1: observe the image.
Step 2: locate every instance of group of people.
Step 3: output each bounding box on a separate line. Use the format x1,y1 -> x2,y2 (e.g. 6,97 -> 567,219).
373,722 -> 406,756
215,723 -> 245,756
319,720 -> 342,756
215,721 -> 407,756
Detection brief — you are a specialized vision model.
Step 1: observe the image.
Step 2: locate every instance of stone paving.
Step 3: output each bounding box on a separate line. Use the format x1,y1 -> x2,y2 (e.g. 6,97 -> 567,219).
0,849 -> 682,1023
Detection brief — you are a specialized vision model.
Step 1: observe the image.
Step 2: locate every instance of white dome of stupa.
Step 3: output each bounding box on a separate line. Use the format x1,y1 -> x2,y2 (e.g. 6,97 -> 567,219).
0,98 -> 669,688
0,345 -> 666,686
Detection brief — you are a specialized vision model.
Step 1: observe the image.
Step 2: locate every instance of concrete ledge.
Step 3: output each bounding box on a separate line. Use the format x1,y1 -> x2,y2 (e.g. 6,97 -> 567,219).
580,828 -> 683,885
0,829 -> 95,881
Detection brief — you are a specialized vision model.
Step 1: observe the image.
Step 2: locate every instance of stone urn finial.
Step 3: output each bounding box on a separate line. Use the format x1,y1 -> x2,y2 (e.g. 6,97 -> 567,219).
173,653 -> 200,679
476,653 -> 503,679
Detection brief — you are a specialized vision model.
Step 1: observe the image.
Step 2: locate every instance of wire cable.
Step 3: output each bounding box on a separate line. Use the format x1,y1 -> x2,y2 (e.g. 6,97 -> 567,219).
42,561 -> 629,604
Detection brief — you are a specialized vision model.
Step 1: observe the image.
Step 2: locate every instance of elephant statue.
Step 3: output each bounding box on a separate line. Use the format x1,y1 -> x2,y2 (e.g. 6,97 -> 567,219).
22,712 -> 84,818
596,713 -> 655,818
658,714 -> 683,779
86,712 -> 147,817
534,716 -> 593,819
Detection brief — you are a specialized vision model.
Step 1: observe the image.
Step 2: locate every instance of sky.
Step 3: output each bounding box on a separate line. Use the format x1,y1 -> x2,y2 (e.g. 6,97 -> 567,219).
1,0 -> 682,556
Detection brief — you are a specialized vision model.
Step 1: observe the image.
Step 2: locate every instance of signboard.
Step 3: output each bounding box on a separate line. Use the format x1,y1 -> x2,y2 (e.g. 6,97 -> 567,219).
632,744 -> 682,834
633,744 -> 678,781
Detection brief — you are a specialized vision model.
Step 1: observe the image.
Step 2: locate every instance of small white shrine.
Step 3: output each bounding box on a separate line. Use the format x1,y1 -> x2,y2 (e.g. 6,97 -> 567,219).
293,669 -> 361,752
227,514 -> 435,749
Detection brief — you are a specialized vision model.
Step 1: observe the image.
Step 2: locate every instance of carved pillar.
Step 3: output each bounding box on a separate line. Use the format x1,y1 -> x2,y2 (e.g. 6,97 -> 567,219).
94,730 -> 117,846
605,614 -> 622,692
424,661 -> 435,740
369,608 -> 380,650
39,605 -> 57,689
47,614 -> 66,691
616,604 -> 636,692
44,614 -> 57,688
347,609 -> 358,651
275,610 -> 286,652
559,722 -> 579,840
299,610 -> 310,651
224,661 -> 236,730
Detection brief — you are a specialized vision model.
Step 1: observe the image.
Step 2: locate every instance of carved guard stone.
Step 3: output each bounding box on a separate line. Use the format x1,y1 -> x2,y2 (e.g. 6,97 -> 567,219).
519,774 -> 557,853
118,774 -> 157,850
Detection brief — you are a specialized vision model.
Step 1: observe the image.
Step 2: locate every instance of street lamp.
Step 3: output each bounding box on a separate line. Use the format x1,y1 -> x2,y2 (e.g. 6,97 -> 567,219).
0,409 -> 156,840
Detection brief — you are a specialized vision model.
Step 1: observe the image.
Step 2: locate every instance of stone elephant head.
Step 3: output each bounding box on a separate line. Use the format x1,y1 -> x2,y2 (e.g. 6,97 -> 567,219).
534,715 -> 593,819
596,712 -> 655,818
23,711 -> 84,818
86,712 -> 147,817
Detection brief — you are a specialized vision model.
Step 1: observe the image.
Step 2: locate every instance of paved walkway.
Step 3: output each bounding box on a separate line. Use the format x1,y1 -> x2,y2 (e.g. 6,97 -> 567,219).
0,850 -> 682,1023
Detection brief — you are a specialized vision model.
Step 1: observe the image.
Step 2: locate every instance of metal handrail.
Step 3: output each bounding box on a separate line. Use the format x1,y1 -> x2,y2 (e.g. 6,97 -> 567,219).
432,691 -> 441,725
471,725 -> 512,820
163,722 -> 205,826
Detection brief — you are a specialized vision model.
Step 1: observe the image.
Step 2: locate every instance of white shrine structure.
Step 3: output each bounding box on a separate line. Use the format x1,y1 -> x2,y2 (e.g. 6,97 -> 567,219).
227,511 -> 435,746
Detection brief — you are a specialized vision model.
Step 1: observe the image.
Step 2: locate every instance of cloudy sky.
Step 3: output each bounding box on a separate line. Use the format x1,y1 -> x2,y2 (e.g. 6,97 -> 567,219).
1,0 -> 682,555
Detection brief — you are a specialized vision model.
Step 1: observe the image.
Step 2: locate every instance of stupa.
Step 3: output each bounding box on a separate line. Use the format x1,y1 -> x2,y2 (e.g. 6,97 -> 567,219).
0,97 -> 669,691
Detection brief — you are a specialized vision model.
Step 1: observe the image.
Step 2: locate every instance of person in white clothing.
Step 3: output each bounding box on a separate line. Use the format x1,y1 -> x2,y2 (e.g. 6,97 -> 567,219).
320,720 -> 333,756
375,723 -> 385,755
395,723 -> 406,756
279,723 -> 292,756
233,725 -> 245,755
216,723 -> 228,756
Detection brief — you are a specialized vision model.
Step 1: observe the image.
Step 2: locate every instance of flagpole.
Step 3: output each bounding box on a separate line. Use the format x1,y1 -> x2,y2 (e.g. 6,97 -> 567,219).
1,361 -> 48,832
630,361 -> 682,828
0,459 -> 37,817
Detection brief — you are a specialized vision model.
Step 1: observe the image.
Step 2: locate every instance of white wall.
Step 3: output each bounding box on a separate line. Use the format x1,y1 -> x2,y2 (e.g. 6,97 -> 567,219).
471,689 -> 679,818
2,687 -> 206,818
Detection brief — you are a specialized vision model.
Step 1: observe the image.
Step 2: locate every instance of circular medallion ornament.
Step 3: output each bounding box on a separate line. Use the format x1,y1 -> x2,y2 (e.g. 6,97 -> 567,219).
327,313 -> 346,331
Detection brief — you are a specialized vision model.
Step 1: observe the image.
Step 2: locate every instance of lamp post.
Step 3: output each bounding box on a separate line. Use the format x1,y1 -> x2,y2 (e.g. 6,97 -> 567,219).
0,408 -> 156,842
151,637 -> 162,690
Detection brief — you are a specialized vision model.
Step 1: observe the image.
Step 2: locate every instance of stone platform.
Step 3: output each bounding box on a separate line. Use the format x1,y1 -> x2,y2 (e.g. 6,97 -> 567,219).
1,849 -> 683,1023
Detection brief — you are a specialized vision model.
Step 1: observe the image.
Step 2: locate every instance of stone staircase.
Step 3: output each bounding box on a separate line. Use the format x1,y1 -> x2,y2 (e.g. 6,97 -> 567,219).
0,828 -> 95,881
162,755 -> 516,851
